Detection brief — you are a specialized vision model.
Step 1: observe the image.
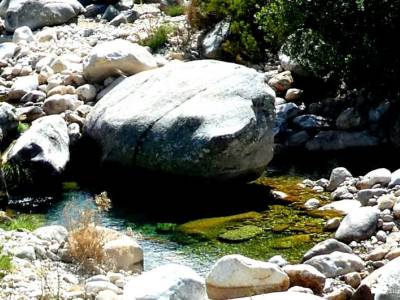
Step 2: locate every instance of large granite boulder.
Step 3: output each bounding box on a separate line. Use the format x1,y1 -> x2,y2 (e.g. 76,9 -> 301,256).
85,60 -> 276,181
2,0 -> 84,32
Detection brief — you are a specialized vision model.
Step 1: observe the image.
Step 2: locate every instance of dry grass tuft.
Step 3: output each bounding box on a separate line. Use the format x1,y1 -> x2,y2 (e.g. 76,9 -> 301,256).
64,204 -> 105,272
94,191 -> 112,212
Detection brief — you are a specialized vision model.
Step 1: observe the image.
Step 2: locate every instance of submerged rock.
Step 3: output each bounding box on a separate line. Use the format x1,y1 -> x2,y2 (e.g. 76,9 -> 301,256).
206,254 -> 290,299
85,60 -> 275,182
218,225 -> 263,242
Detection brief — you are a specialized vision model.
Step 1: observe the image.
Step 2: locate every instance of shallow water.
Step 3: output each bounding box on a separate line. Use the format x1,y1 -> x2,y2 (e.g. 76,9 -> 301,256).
41,170 -> 331,275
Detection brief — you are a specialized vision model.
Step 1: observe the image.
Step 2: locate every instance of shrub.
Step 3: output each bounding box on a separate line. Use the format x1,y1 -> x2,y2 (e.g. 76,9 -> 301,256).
64,204 -> 105,272
0,247 -> 12,278
165,5 -> 186,17
140,24 -> 175,52
0,214 -> 45,231
187,0 -> 269,61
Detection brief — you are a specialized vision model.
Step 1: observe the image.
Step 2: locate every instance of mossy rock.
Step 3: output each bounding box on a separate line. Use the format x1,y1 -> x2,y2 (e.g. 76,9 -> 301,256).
219,225 -> 263,242
177,211 -> 262,240
271,234 -> 311,249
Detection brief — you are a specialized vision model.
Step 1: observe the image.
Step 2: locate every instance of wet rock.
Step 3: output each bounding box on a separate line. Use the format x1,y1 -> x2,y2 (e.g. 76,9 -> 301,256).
293,114 -> 328,130
336,108 -> 362,130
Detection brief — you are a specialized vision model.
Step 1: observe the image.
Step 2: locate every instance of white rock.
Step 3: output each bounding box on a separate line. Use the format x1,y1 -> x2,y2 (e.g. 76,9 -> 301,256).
206,254 -> 290,299
34,226 -> 68,244
358,168 -> 392,189
13,26 -> 35,43
76,84 -> 97,102
123,264 -> 207,300
36,28 -> 57,43
377,194 -> 396,210
42,94 -> 82,115
283,264 -> 326,294
304,251 -> 364,278
319,200 -> 361,215
304,198 -> 321,210
13,245 -> 36,260
103,237 -> 143,273
85,281 -> 120,295
327,167 -> 352,192
0,42 -> 19,60
96,290 -> 119,300
83,39 -> 158,83
9,75 -> 39,100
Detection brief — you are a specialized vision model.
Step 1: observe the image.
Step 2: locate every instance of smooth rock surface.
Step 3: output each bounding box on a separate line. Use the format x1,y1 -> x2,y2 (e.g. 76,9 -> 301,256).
206,254 -> 290,299
85,60 -> 276,181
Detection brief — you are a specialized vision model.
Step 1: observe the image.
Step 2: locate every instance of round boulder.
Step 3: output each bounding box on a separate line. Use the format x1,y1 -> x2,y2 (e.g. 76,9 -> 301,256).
85,60 -> 276,181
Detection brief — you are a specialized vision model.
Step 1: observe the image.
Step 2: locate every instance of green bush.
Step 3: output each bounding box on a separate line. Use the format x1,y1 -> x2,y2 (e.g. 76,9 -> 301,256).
188,0 -> 269,60
165,5 -> 186,17
140,24 -> 175,52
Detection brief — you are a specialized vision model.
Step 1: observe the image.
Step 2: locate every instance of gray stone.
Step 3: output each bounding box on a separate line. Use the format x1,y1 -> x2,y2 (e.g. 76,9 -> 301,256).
83,39 -> 158,83
16,106 -> 45,122
123,264 -> 207,300
306,131 -> 380,151
287,130 -> 310,147
102,5 -> 119,21
8,75 -> 39,100
85,60 -> 275,181
201,20 -> 230,59
389,168 -> 400,188
34,225 -> 68,243
353,257 -> 400,300
357,168 -> 392,189
357,188 -> 388,206
234,292 -> 324,300
0,42 -> 18,60
283,264 -> 326,294
336,108 -> 362,130
42,94 -> 82,115
206,255 -> 289,300
319,200 -> 361,215
304,251 -> 364,278
0,102 -> 18,145
12,26 -> 34,43
302,239 -> 352,262
327,167 -> 352,192
6,115 -> 69,183
335,207 -> 380,242
4,0 -> 84,32
293,114 -> 328,130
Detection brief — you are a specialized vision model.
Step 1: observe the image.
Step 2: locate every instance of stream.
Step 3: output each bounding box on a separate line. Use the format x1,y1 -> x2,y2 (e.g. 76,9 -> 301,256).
7,147 -> 400,275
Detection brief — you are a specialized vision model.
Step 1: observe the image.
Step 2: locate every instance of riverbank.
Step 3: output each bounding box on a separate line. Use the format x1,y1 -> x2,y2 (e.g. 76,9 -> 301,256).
3,164 -> 400,299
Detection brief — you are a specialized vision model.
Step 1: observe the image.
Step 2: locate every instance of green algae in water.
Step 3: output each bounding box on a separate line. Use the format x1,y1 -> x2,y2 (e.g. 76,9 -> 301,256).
176,212 -> 262,240
219,225 -> 263,242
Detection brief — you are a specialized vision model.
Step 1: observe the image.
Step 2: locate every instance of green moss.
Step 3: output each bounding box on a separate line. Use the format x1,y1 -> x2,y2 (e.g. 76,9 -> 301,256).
17,122 -> 30,134
164,5 -> 186,17
156,223 -> 177,233
219,225 -> 263,242
0,214 -> 45,231
271,234 -> 311,249
0,246 -> 12,279
62,182 -> 80,191
177,212 -> 261,239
